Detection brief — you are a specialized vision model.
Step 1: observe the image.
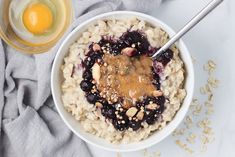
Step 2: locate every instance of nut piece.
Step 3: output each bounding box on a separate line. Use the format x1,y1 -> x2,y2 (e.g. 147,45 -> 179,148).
136,110 -> 144,120
95,102 -> 103,108
92,63 -> 101,83
153,90 -> 163,97
122,100 -> 133,109
146,103 -> 159,110
121,47 -> 137,56
92,44 -> 101,51
126,107 -> 138,118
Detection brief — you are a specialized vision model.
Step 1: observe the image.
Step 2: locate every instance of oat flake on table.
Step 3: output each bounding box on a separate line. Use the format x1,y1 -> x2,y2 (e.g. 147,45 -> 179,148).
172,59 -> 219,154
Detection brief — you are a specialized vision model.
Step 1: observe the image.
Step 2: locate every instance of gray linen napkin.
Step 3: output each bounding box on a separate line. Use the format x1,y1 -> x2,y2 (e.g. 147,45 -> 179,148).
0,0 -> 162,157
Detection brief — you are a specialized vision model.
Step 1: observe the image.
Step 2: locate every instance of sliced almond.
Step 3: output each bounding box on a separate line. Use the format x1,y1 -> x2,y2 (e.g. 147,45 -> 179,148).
121,47 -> 136,56
92,43 -> 101,51
153,90 -> 163,97
146,103 -> 159,110
122,100 -> 133,109
92,63 -> 100,83
95,102 -> 103,108
126,107 -> 138,118
136,110 -> 144,120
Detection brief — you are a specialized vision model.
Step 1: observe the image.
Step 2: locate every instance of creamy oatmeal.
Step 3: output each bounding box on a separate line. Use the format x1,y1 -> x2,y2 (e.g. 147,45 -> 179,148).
61,18 -> 186,144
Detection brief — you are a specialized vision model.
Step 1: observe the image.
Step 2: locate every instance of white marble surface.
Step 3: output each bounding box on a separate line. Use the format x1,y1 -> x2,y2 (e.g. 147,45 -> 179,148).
88,0 -> 235,156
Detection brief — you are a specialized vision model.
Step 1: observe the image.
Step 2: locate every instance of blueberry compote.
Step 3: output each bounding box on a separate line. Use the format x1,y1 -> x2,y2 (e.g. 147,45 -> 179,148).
80,30 -> 173,131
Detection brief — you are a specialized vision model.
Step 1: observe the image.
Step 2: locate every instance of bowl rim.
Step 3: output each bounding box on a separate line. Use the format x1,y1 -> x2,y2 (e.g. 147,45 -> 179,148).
51,11 -> 195,152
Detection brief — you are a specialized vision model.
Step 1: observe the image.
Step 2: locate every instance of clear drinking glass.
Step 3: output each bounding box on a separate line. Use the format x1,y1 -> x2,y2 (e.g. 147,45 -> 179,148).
0,0 -> 73,54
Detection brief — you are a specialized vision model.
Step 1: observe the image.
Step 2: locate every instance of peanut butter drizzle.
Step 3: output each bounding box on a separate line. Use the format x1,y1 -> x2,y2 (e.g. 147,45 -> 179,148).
97,53 -> 156,105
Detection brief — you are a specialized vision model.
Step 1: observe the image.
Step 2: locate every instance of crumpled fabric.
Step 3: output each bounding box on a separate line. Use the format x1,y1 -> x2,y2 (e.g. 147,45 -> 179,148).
0,0 -> 162,156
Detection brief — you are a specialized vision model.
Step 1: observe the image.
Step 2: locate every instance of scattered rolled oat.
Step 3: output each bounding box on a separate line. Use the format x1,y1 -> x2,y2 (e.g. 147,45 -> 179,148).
154,151 -> 161,157
143,149 -> 148,156
207,77 -> 220,88
175,140 -> 194,154
192,104 -> 202,116
203,60 -> 216,75
186,133 -> 197,144
192,56 -> 197,64
116,152 -> 122,157
184,116 -> 193,129
143,149 -> 161,157
172,59 -> 219,154
172,128 -> 186,136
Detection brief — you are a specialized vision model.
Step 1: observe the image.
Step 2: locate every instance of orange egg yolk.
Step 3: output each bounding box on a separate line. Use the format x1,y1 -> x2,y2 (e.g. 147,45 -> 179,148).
23,3 -> 53,35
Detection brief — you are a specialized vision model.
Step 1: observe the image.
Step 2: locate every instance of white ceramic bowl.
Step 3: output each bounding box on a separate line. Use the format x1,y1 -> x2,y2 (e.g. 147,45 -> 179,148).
51,11 -> 194,152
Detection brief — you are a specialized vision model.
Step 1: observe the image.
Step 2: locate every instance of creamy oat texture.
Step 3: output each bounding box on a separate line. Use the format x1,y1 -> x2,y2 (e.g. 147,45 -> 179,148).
61,18 -> 186,144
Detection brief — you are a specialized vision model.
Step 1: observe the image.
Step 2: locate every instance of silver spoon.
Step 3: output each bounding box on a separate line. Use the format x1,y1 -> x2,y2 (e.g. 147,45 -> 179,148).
151,0 -> 224,59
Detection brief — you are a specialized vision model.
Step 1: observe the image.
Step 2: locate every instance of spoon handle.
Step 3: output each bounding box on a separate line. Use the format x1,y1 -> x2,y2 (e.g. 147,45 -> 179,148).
152,0 -> 223,58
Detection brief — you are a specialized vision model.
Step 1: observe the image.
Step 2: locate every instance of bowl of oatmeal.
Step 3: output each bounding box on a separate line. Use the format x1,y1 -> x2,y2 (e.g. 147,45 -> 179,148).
51,11 -> 194,152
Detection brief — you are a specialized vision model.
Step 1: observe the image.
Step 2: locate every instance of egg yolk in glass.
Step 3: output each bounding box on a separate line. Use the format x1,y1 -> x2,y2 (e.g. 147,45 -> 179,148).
23,3 -> 53,35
